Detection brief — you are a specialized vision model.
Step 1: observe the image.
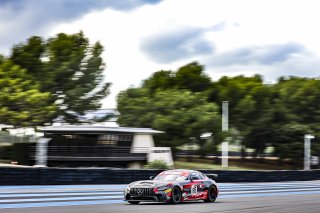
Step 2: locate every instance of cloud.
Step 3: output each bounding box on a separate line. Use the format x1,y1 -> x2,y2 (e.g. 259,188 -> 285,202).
0,0 -> 162,54
0,0 -> 162,15
210,21 -> 228,31
204,43 -> 320,83
209,42 -> 305,67
271,53 -> 320,79
140,27 -> 215,63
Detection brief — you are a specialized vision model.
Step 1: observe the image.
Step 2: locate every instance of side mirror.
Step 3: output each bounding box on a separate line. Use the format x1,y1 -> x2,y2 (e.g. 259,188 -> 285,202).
150,176 -> 154,180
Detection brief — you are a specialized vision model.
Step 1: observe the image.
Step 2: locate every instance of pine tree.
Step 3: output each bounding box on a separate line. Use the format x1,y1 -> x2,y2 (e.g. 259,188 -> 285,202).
11,32 -> 110,123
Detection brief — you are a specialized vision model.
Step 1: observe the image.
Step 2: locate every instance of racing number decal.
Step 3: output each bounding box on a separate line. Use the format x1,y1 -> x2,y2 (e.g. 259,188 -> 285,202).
191,184 -> 197,195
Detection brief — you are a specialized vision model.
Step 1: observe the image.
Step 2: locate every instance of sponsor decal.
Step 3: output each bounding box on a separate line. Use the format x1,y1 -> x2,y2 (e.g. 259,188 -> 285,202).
191,185 -> 197,195
164,188 -> 172,194
163,171 -> 181,175
161,171 -> 189,176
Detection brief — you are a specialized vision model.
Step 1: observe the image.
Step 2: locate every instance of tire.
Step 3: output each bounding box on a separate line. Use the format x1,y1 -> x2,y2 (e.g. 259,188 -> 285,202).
170,187 -> 182,204
205,185 -> 217,202
128,201 -> 140,204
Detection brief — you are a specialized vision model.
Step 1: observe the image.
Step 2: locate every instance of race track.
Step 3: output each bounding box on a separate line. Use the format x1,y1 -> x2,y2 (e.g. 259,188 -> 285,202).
1,181 -> 320,212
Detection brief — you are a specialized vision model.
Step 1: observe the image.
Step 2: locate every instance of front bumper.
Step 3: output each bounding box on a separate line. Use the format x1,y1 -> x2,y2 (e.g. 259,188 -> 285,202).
124,188 -> 171,202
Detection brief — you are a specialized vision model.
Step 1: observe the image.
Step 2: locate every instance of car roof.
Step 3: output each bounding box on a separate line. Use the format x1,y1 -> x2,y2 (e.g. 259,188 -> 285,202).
161,169 -> 201,174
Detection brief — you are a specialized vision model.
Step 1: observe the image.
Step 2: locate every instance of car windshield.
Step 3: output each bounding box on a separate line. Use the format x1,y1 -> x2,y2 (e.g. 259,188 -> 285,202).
154,171 -> 188,181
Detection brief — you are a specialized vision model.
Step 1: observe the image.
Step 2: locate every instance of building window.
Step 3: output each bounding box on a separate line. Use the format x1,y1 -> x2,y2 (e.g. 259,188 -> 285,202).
62,135 -> 77,139
97,134 -> 133,146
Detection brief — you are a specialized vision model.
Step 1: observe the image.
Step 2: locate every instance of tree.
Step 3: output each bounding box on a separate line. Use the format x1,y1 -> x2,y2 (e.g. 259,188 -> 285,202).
143,70 -> 175,94
174,62 -> 212,92
143,61 -> 212,94
119,62 -> 219,155
10,36 -> 45,80
207,75 -> 274,155
119,61 -> 320,163
0,59 -> 56,126
10,32 -> 110,123
208,75 -> 268,130
244,98 -> 292,156
274,77 -> 320,125
117,88 -> 154,127
117,88 -> 221,154
271,123 -> 312,166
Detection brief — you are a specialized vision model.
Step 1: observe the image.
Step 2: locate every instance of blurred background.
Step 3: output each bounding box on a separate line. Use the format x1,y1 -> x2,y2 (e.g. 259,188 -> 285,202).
1,0 -> 320,171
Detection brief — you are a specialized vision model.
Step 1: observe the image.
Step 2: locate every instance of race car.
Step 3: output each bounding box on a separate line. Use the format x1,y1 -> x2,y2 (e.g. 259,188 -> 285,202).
124,169 -> 218,204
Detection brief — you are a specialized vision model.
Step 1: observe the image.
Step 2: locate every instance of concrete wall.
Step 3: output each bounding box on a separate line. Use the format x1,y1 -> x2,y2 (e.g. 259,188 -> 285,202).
131,134 -> 155,153
148,147 -> 174,166
1,167 -> 320,185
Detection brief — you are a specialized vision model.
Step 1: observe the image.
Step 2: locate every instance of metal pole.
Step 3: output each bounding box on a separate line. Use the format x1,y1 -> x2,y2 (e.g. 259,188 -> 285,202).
222,101 -> 229,167
34,138 -> 51,167
222,142 -> 228,167
304,134 -> 314,170
222,101 -> 229,132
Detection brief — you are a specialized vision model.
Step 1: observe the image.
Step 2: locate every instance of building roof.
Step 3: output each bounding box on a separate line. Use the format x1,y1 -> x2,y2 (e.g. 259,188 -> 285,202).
39,125 -> 164,134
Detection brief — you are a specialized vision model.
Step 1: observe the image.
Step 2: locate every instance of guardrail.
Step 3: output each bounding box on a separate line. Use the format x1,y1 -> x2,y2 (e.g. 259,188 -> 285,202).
1,167 -> 320,185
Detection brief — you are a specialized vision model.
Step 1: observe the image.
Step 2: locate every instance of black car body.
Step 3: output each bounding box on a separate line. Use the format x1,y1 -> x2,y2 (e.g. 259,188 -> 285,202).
124,169 -> 219,204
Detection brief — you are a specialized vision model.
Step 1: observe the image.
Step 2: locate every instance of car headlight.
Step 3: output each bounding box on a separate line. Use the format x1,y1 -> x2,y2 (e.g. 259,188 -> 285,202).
125,185 -> 131,194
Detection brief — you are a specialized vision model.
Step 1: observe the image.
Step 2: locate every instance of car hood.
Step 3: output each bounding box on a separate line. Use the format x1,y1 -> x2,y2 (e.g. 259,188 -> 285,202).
129,180 -> 174,188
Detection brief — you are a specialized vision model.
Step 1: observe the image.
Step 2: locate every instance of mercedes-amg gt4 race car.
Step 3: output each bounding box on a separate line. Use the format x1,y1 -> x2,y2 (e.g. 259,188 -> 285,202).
124,169 -> 218,204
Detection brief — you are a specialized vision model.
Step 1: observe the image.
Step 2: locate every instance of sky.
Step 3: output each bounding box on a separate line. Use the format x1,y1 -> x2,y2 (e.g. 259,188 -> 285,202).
1,0 -> 320,108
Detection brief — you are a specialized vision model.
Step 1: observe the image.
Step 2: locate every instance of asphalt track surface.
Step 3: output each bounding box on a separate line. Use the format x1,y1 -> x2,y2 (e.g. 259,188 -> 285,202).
1,181 -> 320,212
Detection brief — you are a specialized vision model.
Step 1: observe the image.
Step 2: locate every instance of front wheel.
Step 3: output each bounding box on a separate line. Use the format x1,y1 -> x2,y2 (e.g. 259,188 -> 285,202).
170,187 -> 182,204
205,185 -> 217,202
128,201 -> 140,204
